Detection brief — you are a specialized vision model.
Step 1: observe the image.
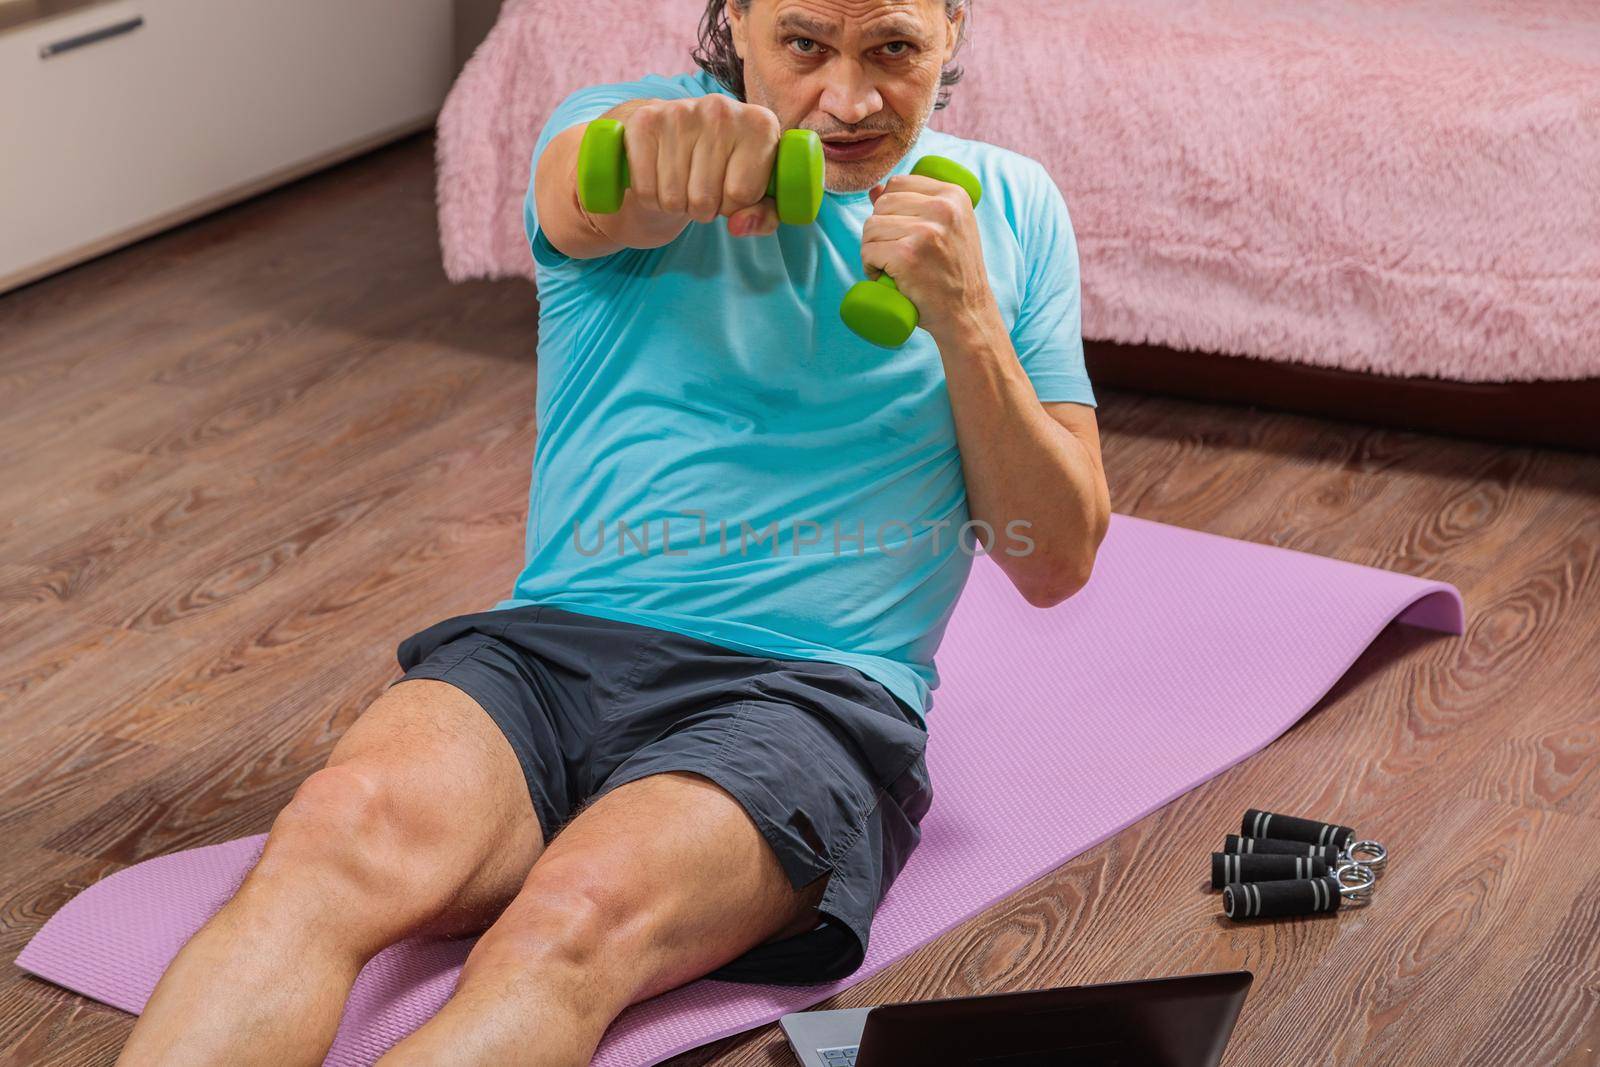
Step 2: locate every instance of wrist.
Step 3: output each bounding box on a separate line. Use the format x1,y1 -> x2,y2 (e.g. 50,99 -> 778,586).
929,290 -> 1006,352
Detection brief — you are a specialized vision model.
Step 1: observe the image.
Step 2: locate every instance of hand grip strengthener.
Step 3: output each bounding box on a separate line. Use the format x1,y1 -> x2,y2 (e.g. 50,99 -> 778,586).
1227,807 -> 1388,873
1222,862 -> 1377,920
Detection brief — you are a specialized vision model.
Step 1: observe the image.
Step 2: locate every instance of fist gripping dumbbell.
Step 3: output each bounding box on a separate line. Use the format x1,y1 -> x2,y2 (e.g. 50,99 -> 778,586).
576,118 -> 826,227
840,155 -> 985,349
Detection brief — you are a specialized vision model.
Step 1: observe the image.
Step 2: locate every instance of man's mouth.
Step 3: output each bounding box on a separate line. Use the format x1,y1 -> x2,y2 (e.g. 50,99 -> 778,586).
821,134 -> 890,162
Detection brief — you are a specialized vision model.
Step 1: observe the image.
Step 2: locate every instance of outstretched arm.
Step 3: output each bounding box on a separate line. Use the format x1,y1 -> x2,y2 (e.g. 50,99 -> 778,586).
535,95 -> 785,261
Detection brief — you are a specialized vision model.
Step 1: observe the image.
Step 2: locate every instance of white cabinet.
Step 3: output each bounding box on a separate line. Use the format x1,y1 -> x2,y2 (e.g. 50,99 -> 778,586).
1,0 -> 453,293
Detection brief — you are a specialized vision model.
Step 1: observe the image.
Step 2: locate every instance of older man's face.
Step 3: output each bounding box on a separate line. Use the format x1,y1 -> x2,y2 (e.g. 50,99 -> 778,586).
730,0 -> 961,193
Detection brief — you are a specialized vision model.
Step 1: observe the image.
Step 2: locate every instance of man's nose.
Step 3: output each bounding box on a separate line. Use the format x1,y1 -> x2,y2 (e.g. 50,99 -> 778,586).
817,62 -> 885,127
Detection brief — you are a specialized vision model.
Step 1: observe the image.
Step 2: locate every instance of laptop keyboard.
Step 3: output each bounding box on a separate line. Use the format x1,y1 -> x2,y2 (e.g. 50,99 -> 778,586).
818,1045 -> 861,1066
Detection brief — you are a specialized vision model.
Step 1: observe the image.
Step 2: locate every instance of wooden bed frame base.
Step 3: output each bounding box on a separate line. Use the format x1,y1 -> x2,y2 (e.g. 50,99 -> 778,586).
1084,341 -> 1600,454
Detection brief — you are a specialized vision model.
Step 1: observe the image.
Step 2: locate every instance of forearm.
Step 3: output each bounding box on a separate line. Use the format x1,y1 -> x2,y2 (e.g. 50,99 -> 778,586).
534,99 -> 691,260
933,304 -> 1110,605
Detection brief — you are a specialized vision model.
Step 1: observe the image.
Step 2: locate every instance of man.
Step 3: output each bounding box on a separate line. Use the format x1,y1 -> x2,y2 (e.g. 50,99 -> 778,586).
118,0 -> 1110,1063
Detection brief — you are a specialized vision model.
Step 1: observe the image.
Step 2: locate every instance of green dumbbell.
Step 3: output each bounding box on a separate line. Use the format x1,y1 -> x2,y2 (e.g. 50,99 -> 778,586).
840,156 -> 984,349
576,118 -> 825,227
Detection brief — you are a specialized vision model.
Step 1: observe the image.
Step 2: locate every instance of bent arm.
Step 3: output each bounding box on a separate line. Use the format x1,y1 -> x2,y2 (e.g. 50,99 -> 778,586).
937,305 -> 1111,607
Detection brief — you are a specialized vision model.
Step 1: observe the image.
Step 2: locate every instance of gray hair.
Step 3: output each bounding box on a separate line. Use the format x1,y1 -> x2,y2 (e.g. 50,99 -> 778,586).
693,1 -> 969,111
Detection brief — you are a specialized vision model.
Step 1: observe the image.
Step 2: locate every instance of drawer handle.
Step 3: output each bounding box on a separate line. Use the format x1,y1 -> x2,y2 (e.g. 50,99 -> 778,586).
39,15 -> 145,59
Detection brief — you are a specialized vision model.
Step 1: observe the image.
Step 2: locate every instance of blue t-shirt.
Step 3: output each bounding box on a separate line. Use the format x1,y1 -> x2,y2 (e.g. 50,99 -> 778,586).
495,69 -> 1096,727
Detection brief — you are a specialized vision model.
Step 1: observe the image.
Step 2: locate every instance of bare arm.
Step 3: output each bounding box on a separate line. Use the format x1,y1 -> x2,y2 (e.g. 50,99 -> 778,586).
535,95 -> 786,262
859,175 -> 1111,607
937,307 -> 1111,606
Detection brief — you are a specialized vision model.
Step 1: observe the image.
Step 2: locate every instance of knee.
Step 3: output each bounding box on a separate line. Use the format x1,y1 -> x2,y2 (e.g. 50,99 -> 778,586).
470,867 -> 632,971
257,764 -> 416,901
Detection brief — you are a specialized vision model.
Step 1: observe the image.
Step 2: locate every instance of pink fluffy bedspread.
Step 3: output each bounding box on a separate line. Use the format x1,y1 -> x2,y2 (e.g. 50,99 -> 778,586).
435,0 -> 1600,383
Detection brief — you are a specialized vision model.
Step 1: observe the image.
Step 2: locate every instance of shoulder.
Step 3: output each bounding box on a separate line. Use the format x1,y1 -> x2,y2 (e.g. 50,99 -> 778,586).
911,129 -> 1066,238
558,68 -> 733,109
534,70 -> 735,164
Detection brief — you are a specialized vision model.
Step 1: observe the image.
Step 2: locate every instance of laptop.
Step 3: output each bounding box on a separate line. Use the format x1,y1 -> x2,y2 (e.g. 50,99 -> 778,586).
780,970 -> 1252,1067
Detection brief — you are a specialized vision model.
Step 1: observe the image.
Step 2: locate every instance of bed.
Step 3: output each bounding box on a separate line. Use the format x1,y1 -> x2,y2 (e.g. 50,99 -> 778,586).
434,0 -> 1600,450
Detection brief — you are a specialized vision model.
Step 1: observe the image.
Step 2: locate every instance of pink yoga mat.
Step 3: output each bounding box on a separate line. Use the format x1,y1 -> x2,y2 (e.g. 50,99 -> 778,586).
16,514 -> 1462,1065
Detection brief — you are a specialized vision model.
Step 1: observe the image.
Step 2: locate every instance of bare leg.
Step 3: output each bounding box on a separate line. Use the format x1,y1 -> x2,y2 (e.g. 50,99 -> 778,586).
117,679 -> 544,1067
377,770 -> 829,1067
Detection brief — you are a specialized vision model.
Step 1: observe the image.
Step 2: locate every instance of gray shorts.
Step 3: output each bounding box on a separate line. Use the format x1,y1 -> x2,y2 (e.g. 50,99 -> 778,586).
389,603 -> 934,986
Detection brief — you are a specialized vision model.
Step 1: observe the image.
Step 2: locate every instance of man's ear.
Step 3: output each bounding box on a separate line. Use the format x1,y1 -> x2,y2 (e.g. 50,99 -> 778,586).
729,1 -> 749,61
944,3 -> 966,65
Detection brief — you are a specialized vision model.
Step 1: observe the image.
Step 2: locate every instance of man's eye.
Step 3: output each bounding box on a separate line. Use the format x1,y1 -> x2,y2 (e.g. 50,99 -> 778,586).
790,37 -> 821,55
881,41 -> 913,57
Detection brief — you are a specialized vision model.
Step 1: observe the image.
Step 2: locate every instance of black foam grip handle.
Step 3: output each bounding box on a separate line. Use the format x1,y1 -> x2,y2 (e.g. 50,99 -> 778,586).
1223,834 -> 1342,864
1222,875 -> 1343,919
1243,808 -> 1354,850
1211,852 -> 1330,888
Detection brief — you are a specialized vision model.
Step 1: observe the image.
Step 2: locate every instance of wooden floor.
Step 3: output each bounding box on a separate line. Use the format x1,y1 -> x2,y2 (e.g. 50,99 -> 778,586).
2,131 -> 1596,1067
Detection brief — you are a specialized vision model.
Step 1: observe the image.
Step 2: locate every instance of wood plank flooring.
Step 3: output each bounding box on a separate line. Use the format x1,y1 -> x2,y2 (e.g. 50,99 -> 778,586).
2,131 -> 1596,1066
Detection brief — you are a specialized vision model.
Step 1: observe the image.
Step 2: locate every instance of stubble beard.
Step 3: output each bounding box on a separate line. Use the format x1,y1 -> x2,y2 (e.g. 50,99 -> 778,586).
742,64 -> 941,194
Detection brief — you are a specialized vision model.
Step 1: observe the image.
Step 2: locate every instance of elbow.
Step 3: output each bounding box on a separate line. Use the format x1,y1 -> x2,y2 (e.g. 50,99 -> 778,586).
1018,547 -> 1098,608
1019,561 -> 1093,609
1019,499 -> 1110,610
